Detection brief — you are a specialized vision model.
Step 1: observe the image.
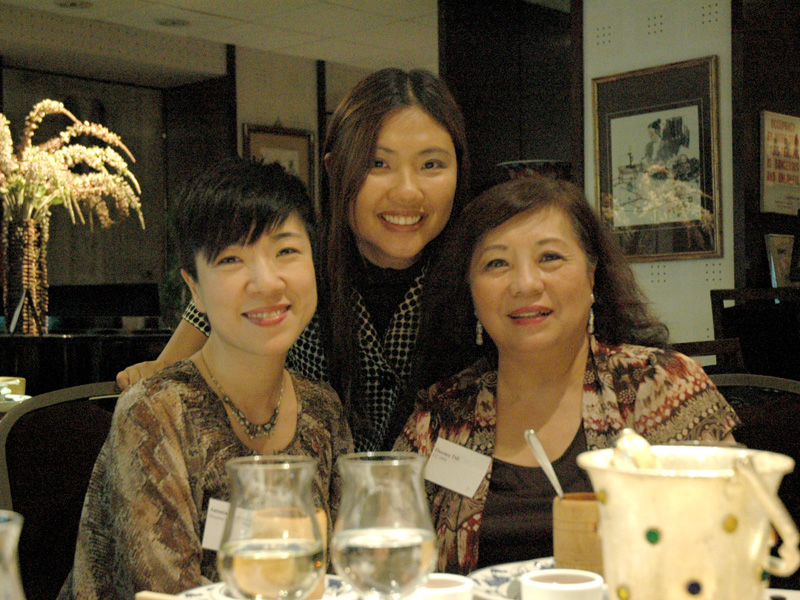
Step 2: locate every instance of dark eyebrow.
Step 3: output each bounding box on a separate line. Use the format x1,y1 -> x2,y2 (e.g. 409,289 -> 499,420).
374,145 -> 454,156
272,231 -> 305,241
474,236 -> 568,260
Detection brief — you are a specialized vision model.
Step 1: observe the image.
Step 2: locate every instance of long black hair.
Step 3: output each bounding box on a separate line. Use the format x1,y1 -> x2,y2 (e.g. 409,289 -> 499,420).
318,68 -> 470,417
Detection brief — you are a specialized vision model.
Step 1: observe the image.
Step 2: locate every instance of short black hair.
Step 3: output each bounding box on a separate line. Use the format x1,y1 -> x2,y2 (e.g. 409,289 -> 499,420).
174,158 -> 314,279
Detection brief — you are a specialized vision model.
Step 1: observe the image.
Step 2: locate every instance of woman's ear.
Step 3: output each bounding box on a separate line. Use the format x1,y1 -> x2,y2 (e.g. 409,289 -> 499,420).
181,269 -> 206,314
323,152 -> 331,173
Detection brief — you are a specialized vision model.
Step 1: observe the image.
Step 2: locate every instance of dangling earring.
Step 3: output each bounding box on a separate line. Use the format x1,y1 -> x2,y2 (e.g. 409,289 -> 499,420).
476,320 -> 484,346
588,293 -> 595,335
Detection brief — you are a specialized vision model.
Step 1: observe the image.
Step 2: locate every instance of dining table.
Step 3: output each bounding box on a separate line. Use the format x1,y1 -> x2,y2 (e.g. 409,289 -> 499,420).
172,568 -> 800,600
465,557 -> 800,600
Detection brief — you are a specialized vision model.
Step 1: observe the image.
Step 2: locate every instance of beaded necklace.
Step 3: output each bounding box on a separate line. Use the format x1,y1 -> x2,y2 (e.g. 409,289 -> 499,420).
201,354 -> 283,438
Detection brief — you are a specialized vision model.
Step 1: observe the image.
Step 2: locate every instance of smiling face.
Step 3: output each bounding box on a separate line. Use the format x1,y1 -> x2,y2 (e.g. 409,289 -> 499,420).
183,212 -> 317,359
349,105 -> 458,269
469,206 -> 596,360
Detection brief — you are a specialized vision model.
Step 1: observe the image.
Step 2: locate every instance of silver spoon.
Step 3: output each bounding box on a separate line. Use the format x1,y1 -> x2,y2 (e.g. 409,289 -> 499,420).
524,428 -> 564,498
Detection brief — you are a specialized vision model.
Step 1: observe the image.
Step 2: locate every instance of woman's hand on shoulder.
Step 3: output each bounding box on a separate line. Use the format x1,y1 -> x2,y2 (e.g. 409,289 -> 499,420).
117,318 -> 209,390
116,359 -> 169,390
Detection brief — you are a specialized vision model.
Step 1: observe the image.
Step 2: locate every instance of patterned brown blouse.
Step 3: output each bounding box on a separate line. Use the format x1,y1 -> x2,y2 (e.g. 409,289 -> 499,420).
58,360 -> 353,600
393,336 -> 740,575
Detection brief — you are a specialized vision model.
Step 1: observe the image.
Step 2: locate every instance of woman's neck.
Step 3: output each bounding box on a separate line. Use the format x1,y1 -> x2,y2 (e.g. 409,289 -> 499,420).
496,333 -> 590,412
196,336 -> 286,416
492,335 -> 590,467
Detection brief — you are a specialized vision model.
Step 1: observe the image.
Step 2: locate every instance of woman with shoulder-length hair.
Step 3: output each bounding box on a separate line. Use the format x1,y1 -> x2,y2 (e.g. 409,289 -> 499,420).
396,176 -> 738,574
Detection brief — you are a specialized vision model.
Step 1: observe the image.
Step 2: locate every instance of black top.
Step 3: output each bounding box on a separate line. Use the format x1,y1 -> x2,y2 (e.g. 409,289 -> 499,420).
353,257 -> 425,340
476,428 -> 593,568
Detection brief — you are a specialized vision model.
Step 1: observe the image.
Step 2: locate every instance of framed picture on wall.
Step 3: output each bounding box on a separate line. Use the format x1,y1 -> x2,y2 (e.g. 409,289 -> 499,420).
760,110 -> 800,215
243,124 -> 315,198
593,56 -> 721,261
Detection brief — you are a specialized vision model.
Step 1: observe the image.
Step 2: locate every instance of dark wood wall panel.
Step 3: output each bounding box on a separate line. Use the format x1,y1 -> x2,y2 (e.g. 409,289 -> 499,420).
163,45 -> 238,207
732,0 -> 800,287
438,0 -> 581,196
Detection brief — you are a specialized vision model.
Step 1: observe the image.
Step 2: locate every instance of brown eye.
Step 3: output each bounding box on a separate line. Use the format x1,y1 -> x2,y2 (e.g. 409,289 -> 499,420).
541,252 -> 563,263
484,258 -> 507,270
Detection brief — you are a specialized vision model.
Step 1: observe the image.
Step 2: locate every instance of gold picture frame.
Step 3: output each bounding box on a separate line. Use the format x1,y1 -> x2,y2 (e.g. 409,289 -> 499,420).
243,124 -> 315,198
593,56 -> 721,261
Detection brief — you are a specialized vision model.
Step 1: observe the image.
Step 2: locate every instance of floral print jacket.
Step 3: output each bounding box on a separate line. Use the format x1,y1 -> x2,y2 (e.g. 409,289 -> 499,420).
393,336 -> 740,575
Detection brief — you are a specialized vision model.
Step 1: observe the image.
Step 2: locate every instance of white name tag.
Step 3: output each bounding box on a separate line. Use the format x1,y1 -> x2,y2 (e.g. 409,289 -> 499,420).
424,437 -> 491,498
202,499 -> 255,551
202,498 -> 230,551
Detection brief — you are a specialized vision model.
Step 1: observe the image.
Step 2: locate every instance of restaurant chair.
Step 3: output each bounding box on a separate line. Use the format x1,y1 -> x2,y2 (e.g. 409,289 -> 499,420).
710,372 -> 800,590
670,338 -> 747,374
710,287 -> 800,379
0,381 -> 120,600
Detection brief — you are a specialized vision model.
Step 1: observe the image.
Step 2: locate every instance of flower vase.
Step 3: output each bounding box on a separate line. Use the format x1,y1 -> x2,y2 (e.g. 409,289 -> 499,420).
2,217 -> 49,335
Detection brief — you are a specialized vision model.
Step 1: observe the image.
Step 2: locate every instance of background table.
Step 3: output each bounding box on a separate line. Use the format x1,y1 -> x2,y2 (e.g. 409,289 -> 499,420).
0,332 -> 171,396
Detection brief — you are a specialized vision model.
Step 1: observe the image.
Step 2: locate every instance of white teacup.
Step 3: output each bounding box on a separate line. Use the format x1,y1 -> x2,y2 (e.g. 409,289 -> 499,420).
519,569 -> 604,600
416,573 -> 474,600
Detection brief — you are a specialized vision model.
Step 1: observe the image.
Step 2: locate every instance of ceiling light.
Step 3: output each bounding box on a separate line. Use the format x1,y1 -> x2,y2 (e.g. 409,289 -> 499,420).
54,0 -> 94,8
155,17 -> 191,28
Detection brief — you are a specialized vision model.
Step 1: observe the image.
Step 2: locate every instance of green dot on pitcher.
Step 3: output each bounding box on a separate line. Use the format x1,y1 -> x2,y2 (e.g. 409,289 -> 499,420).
597,490 -> 607,504
722,514 -> 738,533
617,585 -> 630,600
687,581 -> 702,595
761,570 -> 770,582
645,528 -> 660,544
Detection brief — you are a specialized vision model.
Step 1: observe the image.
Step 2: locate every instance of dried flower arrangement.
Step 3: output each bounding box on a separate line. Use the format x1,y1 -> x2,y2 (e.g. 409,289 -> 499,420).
0,99 -> 145,334
0,99 -> 144,228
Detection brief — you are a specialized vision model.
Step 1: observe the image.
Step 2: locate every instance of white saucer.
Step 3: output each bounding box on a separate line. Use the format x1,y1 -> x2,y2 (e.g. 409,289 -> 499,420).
179,575 -> 356,600
0,395 -> 30,411
468,558 -> 555,600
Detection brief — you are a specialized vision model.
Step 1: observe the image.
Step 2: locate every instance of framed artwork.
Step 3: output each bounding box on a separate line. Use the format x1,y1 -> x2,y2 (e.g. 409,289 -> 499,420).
761,110 -> 800,215
593,56 -> 721,261
243,124 -> 315,197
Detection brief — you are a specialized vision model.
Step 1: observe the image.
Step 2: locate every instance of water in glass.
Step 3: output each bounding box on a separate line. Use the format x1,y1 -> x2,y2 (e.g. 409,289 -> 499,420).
217,456 -> 325,600
331,452 -> 435,600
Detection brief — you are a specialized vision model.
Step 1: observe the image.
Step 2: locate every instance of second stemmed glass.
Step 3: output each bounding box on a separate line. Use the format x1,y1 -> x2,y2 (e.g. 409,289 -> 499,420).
330,452 -> 436,600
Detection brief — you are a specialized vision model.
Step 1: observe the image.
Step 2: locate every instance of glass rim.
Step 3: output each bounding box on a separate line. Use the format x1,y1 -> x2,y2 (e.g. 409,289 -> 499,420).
225,454 -> 318,470
337,451 -> 426,464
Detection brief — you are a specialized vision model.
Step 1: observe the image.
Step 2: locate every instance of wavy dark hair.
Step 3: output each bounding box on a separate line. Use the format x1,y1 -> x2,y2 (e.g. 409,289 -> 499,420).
408,176 -> 669,395
318,67 -> 470,414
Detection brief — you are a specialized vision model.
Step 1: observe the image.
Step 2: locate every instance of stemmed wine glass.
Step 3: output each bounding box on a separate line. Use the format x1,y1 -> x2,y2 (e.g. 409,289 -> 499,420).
218,456 -> 325,600
331,452 -> 436,600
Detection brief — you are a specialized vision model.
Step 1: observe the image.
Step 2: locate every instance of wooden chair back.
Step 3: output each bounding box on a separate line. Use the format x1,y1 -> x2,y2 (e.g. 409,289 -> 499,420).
671,338 -> 746,374
710,287 -> 800,379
